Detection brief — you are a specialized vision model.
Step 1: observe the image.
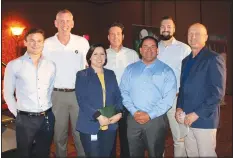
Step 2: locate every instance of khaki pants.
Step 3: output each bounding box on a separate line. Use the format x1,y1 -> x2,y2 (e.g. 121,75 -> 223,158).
185,128 -> 217,157
167,97 -> 187,157
52,91 -> 85,157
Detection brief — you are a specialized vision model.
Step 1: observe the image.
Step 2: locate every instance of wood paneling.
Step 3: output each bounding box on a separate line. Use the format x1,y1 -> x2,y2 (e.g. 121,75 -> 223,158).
201,1 -> 230,35
202,1 -> 231,94
93,1 -> 144,48
175,1 -> 201,43
151,1 -> 176,28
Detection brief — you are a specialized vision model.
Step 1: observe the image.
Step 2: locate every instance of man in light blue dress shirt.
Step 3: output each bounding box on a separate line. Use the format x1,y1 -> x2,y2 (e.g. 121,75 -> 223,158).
120,36 -> 177,157
3,28 -> 56,158
157,16 -> 191,157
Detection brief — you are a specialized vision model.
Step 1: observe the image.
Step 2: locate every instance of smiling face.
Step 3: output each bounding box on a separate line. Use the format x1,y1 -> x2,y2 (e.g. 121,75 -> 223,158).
160,19 -> 175,41
24,33 -> 44,56
187,23 -> 208,50
108,26 -> 124,49
55,12 -> 74,36
90,47 -> 106,69
139,38 -> 158,65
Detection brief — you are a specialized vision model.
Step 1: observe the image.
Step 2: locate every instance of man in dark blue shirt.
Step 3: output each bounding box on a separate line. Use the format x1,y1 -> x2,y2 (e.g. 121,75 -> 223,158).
175,23 -> 226,157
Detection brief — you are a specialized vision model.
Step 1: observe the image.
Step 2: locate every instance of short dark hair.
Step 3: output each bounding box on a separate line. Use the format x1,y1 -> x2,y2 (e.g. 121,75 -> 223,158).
139,36 -> 159,48
56,9 -> 73,19
108,21 -> 124,35
86,44 -> 107,67
161,16 -> 176,27
24,28 -> 45,41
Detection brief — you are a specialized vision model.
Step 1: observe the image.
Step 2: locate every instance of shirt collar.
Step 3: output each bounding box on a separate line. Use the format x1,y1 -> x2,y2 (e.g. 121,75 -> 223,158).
88,66 -> 107,75
140,58 -> 157,68
109,45 -> 124,52
55,32 -> 72,36
188,46 -> 207,60
54,33 -> 73,44
171,37 -> 178,45
159,37 -> 178,47
22,52 -> 45,61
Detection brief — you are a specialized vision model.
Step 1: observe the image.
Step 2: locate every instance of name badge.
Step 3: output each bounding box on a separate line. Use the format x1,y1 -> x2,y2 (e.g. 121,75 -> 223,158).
91,134 -> 98,141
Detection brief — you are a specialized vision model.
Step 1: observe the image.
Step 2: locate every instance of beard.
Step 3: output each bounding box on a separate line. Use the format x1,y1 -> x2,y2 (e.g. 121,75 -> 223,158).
159,32 -> 173,41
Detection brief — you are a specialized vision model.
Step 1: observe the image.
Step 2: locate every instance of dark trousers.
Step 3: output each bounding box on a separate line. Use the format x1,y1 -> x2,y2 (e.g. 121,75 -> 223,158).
15,110 -> 55,158
111,110 -> 130,158
127,113 -> 168,158
80,130 -> 116,158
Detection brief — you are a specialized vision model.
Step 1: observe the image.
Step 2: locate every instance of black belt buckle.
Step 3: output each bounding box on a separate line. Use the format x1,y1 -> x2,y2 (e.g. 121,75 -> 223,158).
29,111 -> 46,117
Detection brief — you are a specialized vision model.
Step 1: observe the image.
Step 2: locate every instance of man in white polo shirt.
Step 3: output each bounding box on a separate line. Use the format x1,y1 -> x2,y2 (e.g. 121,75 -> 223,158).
157,16 -> 191,157
105,22 -> 139,158
43,9 -> 89,158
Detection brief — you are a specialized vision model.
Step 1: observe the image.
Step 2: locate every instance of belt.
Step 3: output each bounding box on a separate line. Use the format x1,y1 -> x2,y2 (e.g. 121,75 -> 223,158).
18,108 -> 52,117
54,88 -> 75,92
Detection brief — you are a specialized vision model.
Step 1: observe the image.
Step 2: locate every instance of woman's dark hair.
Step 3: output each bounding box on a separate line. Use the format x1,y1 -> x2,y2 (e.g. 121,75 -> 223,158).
86,44 -> 107,67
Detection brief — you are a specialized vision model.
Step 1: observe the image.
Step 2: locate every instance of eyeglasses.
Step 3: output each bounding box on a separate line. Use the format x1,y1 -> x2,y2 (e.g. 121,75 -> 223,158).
142,45 -> 157,51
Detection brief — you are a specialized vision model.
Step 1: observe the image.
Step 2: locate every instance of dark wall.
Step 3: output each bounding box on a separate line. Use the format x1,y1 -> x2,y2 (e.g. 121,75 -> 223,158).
2,0 -> 232,94
2,1 -> 230,47
87,1 -> 144,47
151,1 -> 231,44
150,1 -> 232,94
2,1 -> 144,48
2,1 -> 96,39
229,2 -> 233,95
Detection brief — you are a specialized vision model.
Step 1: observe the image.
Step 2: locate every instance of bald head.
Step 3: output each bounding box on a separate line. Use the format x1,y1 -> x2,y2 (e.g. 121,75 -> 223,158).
187,23 -> 208,50
188,23 -> 207,35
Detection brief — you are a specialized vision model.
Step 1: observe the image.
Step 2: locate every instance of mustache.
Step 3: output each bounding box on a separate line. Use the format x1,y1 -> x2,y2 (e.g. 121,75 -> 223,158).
162,31 -> 170,34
